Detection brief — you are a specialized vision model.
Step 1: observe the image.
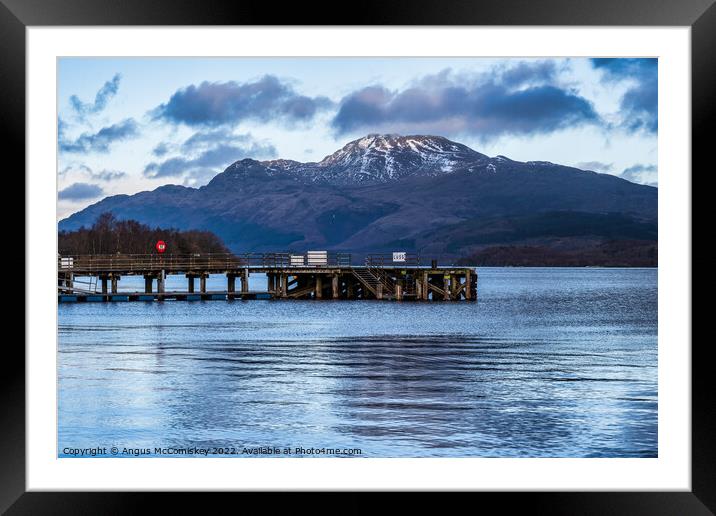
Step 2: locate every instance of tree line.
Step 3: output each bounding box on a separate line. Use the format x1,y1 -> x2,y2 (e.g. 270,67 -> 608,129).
58,212 -> 230,255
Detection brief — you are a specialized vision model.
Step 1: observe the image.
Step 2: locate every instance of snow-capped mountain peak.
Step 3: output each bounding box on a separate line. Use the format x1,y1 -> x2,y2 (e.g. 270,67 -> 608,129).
223,134 -> 494,186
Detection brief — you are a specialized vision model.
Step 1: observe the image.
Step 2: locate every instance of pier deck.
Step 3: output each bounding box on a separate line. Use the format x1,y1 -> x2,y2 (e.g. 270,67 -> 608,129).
58,252 -> 477,302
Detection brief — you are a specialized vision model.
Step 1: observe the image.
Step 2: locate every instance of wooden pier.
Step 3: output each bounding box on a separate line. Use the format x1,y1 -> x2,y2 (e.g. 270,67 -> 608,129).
58,252 -> 477,302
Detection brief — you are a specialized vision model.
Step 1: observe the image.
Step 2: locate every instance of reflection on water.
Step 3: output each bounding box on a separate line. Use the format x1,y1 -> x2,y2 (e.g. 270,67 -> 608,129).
58,268 -> 657,457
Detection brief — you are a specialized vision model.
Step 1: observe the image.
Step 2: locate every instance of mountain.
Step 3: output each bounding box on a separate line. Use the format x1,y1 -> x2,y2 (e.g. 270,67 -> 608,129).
59,134 -> 658,262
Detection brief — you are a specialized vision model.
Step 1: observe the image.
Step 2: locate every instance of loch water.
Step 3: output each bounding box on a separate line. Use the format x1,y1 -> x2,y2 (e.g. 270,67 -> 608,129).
58,267 -> 657,458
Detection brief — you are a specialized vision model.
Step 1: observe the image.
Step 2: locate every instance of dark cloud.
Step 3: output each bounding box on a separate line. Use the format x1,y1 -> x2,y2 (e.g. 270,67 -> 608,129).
331,64 -> 600,139
621,163 -> 657,186
591,58 -> 657,134
59,118 -> 139,153
69,74 -> 121,116
152,142 -> 171,157
143,131 -> 276,182
498,60 -> 558,87
575,161 -> 613,172
58,182 -> 104,201
152,75 -> 332,128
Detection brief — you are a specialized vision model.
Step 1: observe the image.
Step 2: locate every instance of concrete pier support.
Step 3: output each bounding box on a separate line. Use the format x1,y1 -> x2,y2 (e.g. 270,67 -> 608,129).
111,275 -> 119,294
144,275 -> 153,294
315,275 -> 323,299
332,275 -> 339,299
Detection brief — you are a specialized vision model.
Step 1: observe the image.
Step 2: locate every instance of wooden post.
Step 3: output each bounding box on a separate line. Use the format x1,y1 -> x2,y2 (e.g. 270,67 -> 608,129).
422,272 -> 429,300
346,280 -> 354,299
464,270 -> 471,300
187,275 -> 195,293
144,275 -> 153,294
227,274 -> 235,293
101,276 -> 108,294
111,275 -> 119,294
242,268 -> 249,292
315,275 -> 323,299
200,274 -> 207,294
157,270 -> 165,294
376,283 -> 383,300
443,274 -> 450,301
281,274 -> 288,297
395,283 -> 403,301
415,277 -> 422,300
332,274 -> 339,299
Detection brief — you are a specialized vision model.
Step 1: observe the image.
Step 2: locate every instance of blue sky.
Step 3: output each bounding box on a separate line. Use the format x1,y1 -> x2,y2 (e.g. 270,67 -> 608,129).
57,57 -> 657,218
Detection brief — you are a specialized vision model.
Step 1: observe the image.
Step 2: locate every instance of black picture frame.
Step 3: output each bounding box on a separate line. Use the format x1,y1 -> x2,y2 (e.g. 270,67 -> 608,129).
4,0 -> 708,512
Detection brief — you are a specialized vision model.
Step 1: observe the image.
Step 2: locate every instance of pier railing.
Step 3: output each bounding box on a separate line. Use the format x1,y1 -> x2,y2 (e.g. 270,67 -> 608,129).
365,253 -> 421,267
58,252 -> 354,273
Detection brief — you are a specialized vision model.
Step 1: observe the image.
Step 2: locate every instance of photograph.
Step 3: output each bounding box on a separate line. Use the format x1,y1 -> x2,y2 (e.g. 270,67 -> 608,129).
56,56 -> 659,459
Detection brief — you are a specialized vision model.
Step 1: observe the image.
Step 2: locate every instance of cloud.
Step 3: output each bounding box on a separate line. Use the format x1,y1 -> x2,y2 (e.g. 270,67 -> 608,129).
151,75 -> 333,128
143,131 -> 276,182
59,118 -> 140,153
620,163 -> 657,186
69,73 -> 121,116
591,58 -> 657,134
152,142 -> 171,157
330,63 -> 601,140
91,169 -> 127,181
58,163 -> 128,181
575,161 -> 613,172
59,163 -> 93,176
58,182 -> 104,200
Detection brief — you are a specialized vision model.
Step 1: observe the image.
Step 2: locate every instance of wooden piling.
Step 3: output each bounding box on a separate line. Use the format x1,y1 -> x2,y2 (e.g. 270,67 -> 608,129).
241,269 -> 249,293
465,269 -> 471,300
315,275 -> 323,299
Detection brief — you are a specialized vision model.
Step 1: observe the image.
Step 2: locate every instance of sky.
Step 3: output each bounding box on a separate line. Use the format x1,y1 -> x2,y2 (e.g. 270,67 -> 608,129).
57,57 -> 658,219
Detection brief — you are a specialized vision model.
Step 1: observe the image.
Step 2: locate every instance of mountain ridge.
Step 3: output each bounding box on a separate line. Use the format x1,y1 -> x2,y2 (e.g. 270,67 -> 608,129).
59,134 -> 657,259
